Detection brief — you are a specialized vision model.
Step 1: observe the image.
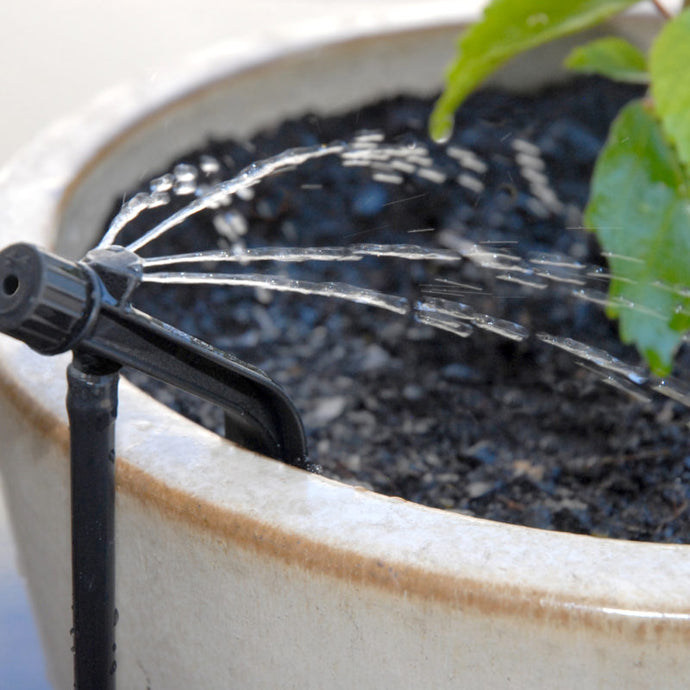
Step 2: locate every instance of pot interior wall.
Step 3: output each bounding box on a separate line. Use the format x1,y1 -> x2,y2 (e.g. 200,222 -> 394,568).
56,15 -> 659,259
57,24 -> 457,258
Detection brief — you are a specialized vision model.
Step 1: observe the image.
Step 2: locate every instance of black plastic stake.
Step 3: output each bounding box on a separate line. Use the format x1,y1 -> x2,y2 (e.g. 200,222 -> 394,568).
0,241 -> 308,689
67,353 -> 120,690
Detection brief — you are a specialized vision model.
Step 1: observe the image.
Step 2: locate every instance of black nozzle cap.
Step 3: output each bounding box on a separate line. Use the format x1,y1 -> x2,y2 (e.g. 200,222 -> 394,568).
0,243 -> 94,354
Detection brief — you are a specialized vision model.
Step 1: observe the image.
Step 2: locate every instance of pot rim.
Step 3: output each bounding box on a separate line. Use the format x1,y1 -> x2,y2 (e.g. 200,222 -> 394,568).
1,6 -> 688,641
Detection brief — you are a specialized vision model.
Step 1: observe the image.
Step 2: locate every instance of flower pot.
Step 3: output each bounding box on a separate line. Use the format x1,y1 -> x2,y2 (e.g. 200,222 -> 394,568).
1,6 -> 687,689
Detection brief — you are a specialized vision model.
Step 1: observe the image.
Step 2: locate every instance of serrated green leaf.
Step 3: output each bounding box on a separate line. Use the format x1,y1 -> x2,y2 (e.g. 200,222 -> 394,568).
564,36 -> 648,83
585,99 -> 690,375
429,0 -> 640,141
650,8 -> 690,170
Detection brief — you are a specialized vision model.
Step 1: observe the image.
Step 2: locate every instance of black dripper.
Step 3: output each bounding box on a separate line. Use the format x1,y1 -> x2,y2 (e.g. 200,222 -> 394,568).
0,241 -> 307,689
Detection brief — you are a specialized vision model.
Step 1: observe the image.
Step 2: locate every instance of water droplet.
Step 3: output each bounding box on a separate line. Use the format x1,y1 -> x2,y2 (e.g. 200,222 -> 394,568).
595,369 -> 653,404
537,333 -> 648,384
520,167 -> 549,185
524,196 -> 549,218
532,265 -> 585,287
512,138 -> 541,156
471,313 -> 529,341
415,167 -> 447,184
353,244 -> 459,262
652,379 -> 690,407
456,173 -> 485,194
496,271 -> 548,290
515,151 -> 546,171
600,251 -> 644,264
353,130 -> 385,144
407,154 -> 434,168
572,288 -> 616,309
212,211 -> 248,241
149,191 -> 170,209
389,159 -> 416,174
149,174 -> 174,193
415,310 -> 474,338
431,126 -> 452,145
173,163 -> 198,183
416,297 -> 475,320
446,146 -> 488,174
199,155 -> 221,175
173,179 -> 197,196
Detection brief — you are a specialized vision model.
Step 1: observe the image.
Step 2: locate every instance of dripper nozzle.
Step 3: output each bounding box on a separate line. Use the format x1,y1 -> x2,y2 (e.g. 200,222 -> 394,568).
0,241 -> 307,466
0,243 -> 95,354
0,238 -> 308,690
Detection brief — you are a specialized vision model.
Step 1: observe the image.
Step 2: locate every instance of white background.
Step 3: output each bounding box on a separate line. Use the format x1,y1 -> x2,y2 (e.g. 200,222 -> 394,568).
0,0 -> 485,165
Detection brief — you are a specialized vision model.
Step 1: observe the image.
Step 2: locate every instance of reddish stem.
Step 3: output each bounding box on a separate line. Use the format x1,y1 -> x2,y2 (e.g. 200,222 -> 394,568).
651,0 -> 673,19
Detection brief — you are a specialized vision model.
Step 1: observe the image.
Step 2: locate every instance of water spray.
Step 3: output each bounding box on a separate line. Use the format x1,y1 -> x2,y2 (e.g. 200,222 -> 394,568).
0,241 -> 307,690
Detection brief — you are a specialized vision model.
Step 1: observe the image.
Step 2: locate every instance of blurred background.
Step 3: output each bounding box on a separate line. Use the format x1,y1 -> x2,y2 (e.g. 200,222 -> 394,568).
0,1 -> 483,687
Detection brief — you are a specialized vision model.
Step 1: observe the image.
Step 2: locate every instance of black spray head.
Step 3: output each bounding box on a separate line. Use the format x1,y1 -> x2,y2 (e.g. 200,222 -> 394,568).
0,241 -> 308,465
0,243 -> 95,354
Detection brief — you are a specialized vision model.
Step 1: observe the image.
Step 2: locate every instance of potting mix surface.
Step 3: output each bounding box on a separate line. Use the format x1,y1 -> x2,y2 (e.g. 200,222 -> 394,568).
110,77 -> 690,543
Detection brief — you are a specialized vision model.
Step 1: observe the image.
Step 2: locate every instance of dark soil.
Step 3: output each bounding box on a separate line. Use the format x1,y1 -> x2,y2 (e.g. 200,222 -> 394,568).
110,77 -> 690,543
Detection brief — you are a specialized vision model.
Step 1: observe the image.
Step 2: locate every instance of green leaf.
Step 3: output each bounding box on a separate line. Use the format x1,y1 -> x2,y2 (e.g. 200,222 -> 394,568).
564,36 -> 648,83
585,99 -> 690,375
429,0 -> 640,141
650,8 -> 690,170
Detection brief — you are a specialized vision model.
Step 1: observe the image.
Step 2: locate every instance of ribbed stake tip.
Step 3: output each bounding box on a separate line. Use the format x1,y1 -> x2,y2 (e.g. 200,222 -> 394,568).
0,243 -> 93,354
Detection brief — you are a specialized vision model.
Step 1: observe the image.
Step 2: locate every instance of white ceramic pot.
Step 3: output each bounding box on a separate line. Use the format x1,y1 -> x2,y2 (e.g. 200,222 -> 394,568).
1,7 -> 688,690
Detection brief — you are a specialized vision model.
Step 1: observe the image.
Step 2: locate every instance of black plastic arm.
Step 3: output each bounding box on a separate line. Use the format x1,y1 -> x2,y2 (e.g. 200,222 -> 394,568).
77,301 -> 307,464
0,242 -> 308,466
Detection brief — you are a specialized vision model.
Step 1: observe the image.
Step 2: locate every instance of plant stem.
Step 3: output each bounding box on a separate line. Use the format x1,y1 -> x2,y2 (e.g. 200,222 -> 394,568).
651,0 -> 673,19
